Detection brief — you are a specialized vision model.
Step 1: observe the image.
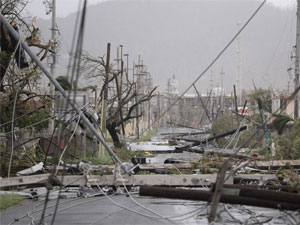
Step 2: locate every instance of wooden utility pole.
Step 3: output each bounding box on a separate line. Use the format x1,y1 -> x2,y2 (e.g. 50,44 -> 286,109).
236,23 -> 242,106
233,85 -> 239,124
220,68 -> 224,111
147,74 -> 151,130
135,82 -> 140,139
124,54 -> 129,82
49,0 -> 56,134
157,91 -> 161,127
99,43 -> 110,158
294,0 -> 300,119
115,60 -> 126,143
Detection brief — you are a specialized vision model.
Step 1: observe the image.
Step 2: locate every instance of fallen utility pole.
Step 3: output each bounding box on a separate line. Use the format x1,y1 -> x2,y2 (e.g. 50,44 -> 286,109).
0,174 -> 231,188
214,183 -> 300,194
161,131 -> 207,136
1,174 -> 279,188
139,186 -> 300,211
176,126 -> 247,147
211,183 -> 300,205
183,147 -> 249,159
249,159 -> 300,169
166,121 -> 204,131
0,13 -> 122,165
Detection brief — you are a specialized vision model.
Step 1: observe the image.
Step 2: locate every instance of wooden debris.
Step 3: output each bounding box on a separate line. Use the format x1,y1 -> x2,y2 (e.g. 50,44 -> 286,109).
250,160 -> 300,169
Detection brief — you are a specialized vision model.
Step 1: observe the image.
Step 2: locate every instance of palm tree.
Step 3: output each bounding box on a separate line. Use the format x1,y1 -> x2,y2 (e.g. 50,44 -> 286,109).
272,114 -> 294,135
56,76 -> 72,91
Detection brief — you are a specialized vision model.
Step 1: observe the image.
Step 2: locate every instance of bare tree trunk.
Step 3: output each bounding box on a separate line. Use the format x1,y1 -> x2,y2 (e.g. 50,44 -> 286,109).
106,122 -> 121,148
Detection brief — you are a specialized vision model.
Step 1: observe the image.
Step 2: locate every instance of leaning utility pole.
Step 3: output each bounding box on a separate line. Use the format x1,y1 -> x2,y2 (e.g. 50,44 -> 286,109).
49,0 -> 56,134
294,0 -> 300,119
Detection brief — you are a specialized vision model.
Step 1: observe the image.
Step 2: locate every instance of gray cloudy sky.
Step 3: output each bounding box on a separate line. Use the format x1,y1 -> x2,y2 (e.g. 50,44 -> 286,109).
26,0 -> 295,19
25,0 -> 297,94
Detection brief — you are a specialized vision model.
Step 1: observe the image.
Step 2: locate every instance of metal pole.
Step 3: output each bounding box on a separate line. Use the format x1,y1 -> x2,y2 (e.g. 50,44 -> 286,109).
294,0 -> 300,119
0,14 -> 122,164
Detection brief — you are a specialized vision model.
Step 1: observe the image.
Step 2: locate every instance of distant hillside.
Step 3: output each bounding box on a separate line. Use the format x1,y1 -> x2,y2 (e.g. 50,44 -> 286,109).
37,0 -> 296,93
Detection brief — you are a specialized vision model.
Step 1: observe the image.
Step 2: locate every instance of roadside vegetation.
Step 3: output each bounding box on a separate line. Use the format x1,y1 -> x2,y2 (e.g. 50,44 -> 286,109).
131,129 -> 157,142
209,88 -> 300,160
0,194 -> 24,211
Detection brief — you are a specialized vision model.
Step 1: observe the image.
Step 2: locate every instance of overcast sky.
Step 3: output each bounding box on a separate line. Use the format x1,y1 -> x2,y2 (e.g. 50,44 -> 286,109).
24,0 -> 296,93
26,0 -> 296,19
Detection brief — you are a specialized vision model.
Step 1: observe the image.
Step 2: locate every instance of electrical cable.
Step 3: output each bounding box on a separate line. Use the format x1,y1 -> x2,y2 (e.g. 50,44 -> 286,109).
224,204 -> 243,224
208,85 -> 300,221
121,182 -> 207,221
7,86 -> 19,178
259,7 -> 292,85
0,105 -> 46,128
6,27 -> 23,178
92,178 -> 169,220
91,176 -> 205,222
54,111 -> 82,175
30,196 -> 109,224
2,117 -> 54,135
45,2 -> 89,224
140,0 -> 267,137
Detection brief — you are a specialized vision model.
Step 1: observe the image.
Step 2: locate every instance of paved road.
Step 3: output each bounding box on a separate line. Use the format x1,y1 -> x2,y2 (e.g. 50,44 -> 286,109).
1,192 -> 295,225
1,194 -> 205,225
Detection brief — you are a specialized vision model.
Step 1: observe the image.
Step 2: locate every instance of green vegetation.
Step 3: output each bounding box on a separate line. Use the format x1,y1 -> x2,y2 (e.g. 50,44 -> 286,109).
83,147 -> 145,165
272,114 -> 294,135
83,154 -> 114,165
132,129 -> 157,142
274,119 -> 300,160
210,112 -> 263,149
0,194 -> 24,211
116,148 -> 145,162
56,76 -> 73,90
248,88 -> 272,113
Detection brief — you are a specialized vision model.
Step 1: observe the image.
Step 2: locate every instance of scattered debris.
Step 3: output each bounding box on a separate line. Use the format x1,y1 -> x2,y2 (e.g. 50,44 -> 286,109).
16,162 -> 44,176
